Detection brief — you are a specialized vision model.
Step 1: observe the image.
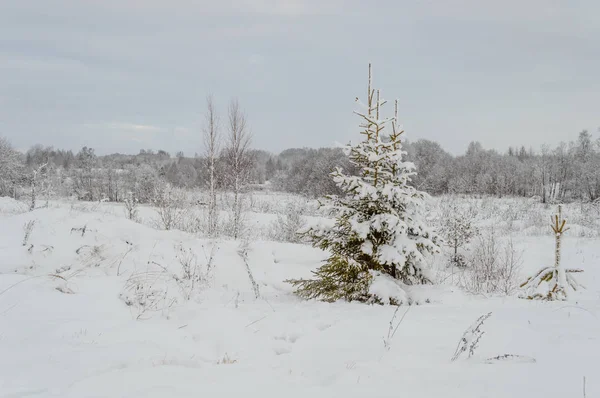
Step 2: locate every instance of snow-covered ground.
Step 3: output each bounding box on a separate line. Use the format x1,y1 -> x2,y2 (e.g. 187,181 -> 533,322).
1,196 -> 599,397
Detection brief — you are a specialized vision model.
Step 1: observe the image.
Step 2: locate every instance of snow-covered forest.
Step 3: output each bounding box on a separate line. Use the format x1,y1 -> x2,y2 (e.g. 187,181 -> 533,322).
2,67 -> 600,398
2,124 -> 600,205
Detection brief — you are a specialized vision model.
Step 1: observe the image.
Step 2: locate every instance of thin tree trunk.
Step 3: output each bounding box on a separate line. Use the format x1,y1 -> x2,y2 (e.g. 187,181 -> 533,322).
203,95 -> 220,237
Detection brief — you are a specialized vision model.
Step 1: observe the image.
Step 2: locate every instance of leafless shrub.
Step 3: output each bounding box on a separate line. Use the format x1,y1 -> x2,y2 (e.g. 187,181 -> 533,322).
153,182 -> 188,231
22,220 -> 36,246
119,270 -> 176,320
124,192 -> 139,222
459,231 -> 522,296
269,200 -> 307,243
173,244 -> 216,300
222,192 -> 250,239
176,205 -> 211,235
452,314 -> 536,364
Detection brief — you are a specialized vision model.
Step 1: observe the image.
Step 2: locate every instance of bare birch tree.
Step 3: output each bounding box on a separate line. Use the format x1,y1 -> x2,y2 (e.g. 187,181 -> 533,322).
203,95 -> 220,237
225,99 -> 253,239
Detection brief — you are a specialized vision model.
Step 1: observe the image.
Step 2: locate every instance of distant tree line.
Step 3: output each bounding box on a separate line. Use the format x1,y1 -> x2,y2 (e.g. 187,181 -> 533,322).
1,128 -> 599,204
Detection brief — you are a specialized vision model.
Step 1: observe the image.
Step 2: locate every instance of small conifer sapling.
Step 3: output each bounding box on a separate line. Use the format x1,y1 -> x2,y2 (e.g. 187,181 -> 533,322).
520,205 -> 583,300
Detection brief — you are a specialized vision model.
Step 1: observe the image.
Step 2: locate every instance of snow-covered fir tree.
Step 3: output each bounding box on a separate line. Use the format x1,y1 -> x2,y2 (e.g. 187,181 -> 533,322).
286,64 -> 440,305
440,201 -> 477,268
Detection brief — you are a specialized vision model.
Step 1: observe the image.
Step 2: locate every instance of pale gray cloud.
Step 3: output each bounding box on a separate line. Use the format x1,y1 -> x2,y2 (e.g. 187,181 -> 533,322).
0,0 -> 598,155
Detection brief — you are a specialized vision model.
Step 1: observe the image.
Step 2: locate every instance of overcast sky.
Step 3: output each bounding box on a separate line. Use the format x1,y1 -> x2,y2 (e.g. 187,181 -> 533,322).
1,0 -> 598,156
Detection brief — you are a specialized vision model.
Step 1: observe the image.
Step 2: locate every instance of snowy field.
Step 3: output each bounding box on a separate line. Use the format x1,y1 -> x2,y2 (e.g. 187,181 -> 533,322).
1,194 -> 599,397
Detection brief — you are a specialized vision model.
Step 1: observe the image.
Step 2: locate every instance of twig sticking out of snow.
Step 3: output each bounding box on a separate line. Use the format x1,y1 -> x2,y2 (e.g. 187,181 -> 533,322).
245,315 -> 267,328
22,220 -> 36,247
70,224 -> 88,237
202,243 -> 218,276
238,241 -> 260,299
116,245 -> 133,276
451,312 -> 492,361
383,305 -> 411,351
484,354 -> 536,364
0,274 -> 66,298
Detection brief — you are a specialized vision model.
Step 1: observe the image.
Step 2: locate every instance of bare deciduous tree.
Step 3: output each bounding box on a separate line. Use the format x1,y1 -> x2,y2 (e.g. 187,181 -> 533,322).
203,95 -> 220,237
29,162 -> 49,211
153,181 -> 187,231
225,99 -> 253,239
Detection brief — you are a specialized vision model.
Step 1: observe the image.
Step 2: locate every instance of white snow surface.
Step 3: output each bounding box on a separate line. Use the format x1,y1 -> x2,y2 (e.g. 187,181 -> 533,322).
1,196 -> 599,397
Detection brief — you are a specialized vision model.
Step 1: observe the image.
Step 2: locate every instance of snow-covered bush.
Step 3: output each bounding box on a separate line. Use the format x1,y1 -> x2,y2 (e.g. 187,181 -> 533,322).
153,181 -> 188,231
123,192 -> 139,222
0,137 -> 24,198
26,162 -> 52,211
129,164 -> 160,204
269,200 -> 307,243
287,65 -> 440,305
459,230 -> 522,296
222,192 -> 250,239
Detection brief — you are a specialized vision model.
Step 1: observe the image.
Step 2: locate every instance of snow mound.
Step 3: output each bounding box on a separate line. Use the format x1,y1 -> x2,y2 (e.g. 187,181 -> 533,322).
368,272 -> 410,304
0,196 -> 28,215
0,202 -> 599,397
